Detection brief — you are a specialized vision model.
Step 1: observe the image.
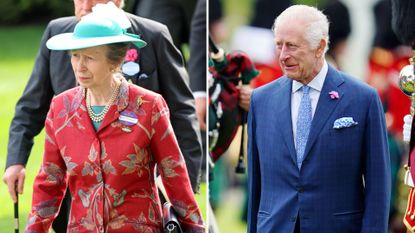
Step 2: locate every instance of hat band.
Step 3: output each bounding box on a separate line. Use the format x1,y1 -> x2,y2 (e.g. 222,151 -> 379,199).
124,31 -> 141,39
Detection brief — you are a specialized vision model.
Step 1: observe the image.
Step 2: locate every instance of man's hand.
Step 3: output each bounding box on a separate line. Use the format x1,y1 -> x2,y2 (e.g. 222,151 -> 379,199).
404,114 -> 412,143
195,97 -> 206,131
238,85 -> 253,111
3,164 -> 25,203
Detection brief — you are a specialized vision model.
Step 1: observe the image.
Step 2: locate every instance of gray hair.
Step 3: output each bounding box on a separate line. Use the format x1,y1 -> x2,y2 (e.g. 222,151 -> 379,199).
272,5 -> 330,54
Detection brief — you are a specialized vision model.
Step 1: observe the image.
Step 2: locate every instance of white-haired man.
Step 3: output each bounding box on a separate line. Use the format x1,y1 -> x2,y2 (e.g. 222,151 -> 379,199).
247,5 -> 390,233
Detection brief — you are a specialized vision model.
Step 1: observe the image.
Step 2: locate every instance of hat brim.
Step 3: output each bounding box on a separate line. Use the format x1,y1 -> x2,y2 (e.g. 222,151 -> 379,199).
46,33 -> 147,50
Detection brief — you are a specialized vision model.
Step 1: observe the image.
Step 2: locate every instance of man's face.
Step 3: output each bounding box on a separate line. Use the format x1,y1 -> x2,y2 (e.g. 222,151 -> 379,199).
274,20 -> 324,84
74,0 -> 120,19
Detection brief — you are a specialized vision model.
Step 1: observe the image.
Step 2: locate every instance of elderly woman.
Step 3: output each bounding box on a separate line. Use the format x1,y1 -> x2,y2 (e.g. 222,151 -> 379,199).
24,13 -> 205,233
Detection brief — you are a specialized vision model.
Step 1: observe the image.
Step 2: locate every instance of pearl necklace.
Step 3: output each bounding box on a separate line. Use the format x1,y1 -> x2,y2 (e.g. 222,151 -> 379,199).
86,82 -> 120,123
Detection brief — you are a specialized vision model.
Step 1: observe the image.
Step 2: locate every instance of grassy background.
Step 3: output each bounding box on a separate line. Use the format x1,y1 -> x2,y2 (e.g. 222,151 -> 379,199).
0,25 -> 46,231
0,25 -> 207,231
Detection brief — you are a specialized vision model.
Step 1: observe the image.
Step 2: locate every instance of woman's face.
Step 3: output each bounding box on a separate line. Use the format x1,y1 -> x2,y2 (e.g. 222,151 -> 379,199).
71,45 -> 114,89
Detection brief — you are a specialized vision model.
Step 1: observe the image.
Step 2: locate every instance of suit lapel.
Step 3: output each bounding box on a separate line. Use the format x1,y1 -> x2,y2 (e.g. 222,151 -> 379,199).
127,13 -> 143,38
274,79 -> 298,165
302,66 -> 344,160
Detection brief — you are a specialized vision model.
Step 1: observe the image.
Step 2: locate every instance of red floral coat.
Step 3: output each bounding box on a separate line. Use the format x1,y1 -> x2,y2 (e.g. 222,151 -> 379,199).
25,78 -> 205,233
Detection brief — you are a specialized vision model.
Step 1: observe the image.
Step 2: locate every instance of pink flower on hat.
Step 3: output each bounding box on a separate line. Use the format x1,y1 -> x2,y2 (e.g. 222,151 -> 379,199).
125,48 -> 138,62
329,91 -> 339,99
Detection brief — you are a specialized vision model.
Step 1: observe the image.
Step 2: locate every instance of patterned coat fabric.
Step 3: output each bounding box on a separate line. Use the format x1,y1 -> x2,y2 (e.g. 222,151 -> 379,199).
25,78 -> 205,233
7,13 -> 203,193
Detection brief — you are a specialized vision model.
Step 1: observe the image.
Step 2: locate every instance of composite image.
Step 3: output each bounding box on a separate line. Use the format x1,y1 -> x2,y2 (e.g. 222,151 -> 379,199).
1,0 -> 415,232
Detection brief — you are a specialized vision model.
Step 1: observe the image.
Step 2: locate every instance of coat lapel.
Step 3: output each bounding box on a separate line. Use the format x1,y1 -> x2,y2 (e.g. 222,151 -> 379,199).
302,66 -> 344,160
71,87 -> 97,136
98,77 -> 130,132
274,78 -> 298,165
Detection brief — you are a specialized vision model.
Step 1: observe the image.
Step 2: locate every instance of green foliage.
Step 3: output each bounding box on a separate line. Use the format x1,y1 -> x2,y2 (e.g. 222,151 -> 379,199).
295,0 -> 329,7
0,25 -> 45,232
0,0 -> 73,24
0,0 -> 21,23
47,0 -> 74,17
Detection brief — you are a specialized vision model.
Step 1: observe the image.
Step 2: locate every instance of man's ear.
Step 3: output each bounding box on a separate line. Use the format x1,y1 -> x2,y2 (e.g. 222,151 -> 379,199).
112,0 -> 123,8
316,39 -> 326,58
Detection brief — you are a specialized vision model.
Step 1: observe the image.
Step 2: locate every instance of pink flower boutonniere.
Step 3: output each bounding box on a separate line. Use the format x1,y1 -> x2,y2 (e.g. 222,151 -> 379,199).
125,48 -> 138,62
329,91 -> 339,99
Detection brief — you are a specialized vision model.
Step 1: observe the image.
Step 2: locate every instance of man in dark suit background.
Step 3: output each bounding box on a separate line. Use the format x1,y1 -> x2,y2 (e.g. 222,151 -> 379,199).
247,5 -> 390,233
135,0 -> 196,54
2,0 -> 203,232
188,0 -> 207,176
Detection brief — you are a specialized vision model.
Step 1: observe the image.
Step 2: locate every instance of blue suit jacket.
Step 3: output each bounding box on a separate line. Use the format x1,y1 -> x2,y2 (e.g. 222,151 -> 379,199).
247,65 -> 391,233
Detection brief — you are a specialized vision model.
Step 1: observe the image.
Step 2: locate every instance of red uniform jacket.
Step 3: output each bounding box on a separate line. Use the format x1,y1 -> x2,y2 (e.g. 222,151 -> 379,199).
25,78 -> 205,233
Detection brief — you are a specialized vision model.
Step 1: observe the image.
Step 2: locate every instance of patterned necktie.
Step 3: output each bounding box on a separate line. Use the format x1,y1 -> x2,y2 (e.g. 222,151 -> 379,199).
296,85 -> 312,169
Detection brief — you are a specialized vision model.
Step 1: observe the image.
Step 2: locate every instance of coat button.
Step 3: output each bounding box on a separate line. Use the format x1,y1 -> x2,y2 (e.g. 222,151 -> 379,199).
298,187 -> 304,193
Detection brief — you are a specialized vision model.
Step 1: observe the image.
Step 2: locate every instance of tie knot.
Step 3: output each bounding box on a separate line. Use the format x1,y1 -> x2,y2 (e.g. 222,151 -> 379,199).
302,85 -> 310,94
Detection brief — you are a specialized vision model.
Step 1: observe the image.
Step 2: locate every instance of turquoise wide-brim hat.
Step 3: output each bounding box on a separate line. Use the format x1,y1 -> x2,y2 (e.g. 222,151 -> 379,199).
46,15 -> 146,50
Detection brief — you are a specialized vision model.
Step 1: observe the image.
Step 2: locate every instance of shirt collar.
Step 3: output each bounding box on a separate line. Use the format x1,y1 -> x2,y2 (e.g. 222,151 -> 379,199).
292,60 -> 328,93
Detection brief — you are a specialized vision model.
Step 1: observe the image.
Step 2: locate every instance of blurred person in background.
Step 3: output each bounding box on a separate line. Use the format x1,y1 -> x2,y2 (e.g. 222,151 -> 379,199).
367,0 -> 411,137
2,0 -> 203,232
247,5 -> 390,233
135,0 -> 208,181
367,1 -> 410,232
250,0 -> 292,29
188,0 -> 207,179
231,0 -> 293,88
323,0 -> 351,70
383,104 -> 406,233
207,0 -> 225,214
135,0 -> 196,53
209,0 -> 226,44
391,0 -> 415,232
